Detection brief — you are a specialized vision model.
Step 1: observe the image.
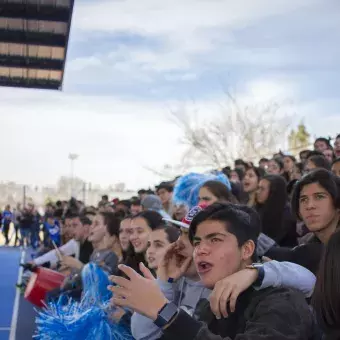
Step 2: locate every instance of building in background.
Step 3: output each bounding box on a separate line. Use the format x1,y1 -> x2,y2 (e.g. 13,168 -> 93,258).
0,180 -> 137,209
0,0 -> 74,90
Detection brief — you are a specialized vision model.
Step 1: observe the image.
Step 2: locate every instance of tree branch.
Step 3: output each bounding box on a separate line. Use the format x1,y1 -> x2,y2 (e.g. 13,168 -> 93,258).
170,93 -> 292,168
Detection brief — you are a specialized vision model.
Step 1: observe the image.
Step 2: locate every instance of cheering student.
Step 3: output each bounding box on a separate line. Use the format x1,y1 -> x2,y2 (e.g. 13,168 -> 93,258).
130,206 -> 211,340
109,203 -> 316,340
127,204 -> 315,340
32,214 -> 93,268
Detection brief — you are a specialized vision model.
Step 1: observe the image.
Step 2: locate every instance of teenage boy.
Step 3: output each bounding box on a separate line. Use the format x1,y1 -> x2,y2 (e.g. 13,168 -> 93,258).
110,203 -> 315,339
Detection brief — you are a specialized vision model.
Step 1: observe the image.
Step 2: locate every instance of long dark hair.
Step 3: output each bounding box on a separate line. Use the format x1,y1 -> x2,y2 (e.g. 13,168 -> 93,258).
283,155 -> 296,182
255,174 -> 288,242
246,166 -> 266,181
313,230 -> 340,338
131,210 -> 163,230
270,158 -> 284,171
123,210 -> 163,275
291,169 -> 340,221
122,245 -> 147,276
241,166 -> 265,205
201,180 -> 238,203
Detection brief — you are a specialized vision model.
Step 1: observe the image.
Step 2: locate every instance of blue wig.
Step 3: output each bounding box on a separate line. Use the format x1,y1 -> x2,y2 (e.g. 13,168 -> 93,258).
34,263 -> 133,340
173,172 -> 231,209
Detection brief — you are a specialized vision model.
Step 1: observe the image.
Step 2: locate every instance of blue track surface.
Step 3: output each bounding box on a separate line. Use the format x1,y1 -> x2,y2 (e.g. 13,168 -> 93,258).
0,247 -> 36,340
0,247 -> 20,340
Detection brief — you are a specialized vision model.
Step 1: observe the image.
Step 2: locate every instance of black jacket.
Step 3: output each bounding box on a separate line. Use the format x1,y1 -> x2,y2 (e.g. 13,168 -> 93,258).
256,203 -> 298,248
266,236 -> 323,275
161,287 -> 317,340
19,211 -> 34,229
78,239 -> 93,265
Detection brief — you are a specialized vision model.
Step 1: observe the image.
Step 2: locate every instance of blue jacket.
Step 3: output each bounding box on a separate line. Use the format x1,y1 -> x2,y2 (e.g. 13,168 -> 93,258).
44,221 -> 61,247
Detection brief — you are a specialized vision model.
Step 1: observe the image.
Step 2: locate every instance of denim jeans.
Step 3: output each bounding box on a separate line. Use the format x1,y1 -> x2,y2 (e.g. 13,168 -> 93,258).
20,228 -> 31,247
30,224 -> 41,249
2,221 -> 11,245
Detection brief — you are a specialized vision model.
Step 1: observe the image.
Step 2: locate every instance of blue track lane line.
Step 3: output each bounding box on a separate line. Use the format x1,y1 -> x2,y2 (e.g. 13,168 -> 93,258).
10,250 -> 26,340
0,248 -> 40,340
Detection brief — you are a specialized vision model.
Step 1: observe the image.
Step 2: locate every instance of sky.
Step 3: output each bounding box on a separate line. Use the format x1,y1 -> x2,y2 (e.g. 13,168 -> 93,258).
0,0 -> 339,190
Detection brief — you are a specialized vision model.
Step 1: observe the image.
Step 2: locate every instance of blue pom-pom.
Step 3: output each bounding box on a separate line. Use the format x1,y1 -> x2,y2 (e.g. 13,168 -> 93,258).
82,262 -> 112,304
35,301 -> 133,340
34,263 -> 133,340
173,172 -> 231,208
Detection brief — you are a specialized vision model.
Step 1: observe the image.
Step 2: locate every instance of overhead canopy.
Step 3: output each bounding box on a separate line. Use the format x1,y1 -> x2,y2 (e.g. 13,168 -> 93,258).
0,0 -> 74,90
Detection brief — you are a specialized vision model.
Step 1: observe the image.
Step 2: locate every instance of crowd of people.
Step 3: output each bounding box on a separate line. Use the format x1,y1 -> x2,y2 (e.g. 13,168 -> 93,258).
3,133 -> 340,339
0,203 -> 47,248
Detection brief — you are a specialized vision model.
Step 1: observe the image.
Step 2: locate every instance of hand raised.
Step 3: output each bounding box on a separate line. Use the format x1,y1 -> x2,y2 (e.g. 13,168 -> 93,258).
157,241 -> 192,282
109,263 -> 167,320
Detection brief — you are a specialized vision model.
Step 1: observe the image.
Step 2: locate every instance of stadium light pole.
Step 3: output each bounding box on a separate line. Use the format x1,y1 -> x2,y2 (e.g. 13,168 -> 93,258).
69,153 -> 79,197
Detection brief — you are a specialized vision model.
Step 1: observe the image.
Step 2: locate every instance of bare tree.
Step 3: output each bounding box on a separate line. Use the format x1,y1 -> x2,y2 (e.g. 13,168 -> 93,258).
142,163 -> 184,182
171,92 -> 292,169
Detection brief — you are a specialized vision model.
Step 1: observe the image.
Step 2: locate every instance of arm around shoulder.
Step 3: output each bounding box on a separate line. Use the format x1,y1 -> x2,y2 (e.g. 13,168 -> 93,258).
258,260 -> 316,297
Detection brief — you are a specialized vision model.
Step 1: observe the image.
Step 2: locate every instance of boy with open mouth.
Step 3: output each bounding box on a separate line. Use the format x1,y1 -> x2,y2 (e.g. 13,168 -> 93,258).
109,203 -> 316,340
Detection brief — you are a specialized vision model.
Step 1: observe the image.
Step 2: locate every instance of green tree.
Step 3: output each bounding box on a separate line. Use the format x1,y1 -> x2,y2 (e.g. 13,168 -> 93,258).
296,122 -> 310,147
288,122 -> 310,153
288,129 -> 296,151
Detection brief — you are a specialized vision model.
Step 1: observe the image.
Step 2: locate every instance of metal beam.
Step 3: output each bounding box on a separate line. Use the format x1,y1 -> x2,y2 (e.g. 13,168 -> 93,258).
0,54 -> 63,71
0,76 -> 60,90
59,0 -> 74,90
0,29 -> 66,47
0,3 -> 70,23
0,1 -> 74,90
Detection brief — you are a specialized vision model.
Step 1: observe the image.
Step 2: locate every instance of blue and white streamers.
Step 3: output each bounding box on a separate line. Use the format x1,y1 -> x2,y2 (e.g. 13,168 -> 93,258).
34,263 -> 133,340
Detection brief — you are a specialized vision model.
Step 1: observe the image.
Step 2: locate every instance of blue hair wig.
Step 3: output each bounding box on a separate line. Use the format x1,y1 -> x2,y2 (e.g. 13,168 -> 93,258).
173,172 -> 231,209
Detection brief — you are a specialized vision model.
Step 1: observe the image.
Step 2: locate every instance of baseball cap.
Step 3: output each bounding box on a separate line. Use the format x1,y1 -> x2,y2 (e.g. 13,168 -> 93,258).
163,204 -> 206,229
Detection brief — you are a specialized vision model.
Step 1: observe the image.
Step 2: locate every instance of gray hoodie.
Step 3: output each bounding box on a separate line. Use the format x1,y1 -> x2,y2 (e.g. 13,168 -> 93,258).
141,195 -> 172,220
131,277 -> 211,340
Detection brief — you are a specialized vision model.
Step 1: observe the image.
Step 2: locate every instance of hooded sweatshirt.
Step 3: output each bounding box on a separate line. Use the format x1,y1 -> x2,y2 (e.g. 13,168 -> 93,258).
131,277 -> 211,340
141,195 -> 172,220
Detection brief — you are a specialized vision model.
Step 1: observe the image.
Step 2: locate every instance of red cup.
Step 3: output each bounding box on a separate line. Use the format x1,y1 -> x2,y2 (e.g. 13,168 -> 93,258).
24,267 -> 65,307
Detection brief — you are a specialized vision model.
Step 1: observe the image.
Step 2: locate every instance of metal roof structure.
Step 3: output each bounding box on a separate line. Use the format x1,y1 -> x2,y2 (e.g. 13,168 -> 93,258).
0,0 -> 74,90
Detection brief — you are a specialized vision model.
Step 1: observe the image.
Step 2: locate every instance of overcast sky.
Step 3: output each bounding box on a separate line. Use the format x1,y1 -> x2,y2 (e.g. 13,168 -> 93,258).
0,0 -> 339,190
